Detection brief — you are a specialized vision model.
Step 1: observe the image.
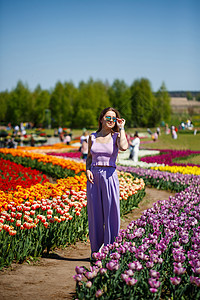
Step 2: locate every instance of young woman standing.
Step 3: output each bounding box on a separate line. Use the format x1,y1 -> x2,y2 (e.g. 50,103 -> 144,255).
86,107 -> 128,255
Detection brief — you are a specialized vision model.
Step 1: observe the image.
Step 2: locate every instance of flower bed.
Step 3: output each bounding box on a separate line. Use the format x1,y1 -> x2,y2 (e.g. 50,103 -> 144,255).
74,182 -> 200,299
117,166 -> 200,192
0,170 -> 145,269
0,158 -> 49,192
0,149 -> 85,178
141,149 -> 200,167
151,165 -> 200,176
18,143 -> 77,150
47,151 -> 82,159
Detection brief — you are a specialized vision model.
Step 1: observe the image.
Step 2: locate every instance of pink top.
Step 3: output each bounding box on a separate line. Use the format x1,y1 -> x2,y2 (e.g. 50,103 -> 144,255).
90,132 -> 119,168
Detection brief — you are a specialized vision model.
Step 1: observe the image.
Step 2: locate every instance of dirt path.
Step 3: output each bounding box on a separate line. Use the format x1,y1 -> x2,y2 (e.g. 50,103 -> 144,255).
0,188 -> 175,300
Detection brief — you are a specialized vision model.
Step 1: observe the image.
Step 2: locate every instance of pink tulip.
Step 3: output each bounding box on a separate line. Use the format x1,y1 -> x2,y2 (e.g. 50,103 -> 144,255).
170,277 -> 181,285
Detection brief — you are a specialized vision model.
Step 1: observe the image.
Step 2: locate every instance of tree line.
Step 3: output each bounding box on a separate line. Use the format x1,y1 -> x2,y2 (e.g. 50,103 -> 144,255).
0,78 -> 171,129
168,91 -> 200,100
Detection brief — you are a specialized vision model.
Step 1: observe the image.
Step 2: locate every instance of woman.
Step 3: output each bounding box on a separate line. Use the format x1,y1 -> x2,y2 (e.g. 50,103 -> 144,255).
86,107 -> 128,255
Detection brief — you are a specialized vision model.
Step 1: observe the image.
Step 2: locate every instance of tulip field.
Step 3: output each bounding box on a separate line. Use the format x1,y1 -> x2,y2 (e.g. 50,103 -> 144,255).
0,142 -> 200,299
73,150 -> 200,299
0,147 -> 145,269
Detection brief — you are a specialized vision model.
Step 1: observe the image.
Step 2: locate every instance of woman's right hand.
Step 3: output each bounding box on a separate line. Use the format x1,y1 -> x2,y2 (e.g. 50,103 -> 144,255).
86,170 -> 94,184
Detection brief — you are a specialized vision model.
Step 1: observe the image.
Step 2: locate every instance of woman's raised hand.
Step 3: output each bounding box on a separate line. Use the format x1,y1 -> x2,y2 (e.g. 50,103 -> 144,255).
117,118 -> 126,129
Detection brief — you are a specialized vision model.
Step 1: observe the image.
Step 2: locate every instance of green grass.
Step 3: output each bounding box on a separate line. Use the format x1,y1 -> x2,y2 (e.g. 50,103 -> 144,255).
173,154 -> 200,165
137,129 -> 200,151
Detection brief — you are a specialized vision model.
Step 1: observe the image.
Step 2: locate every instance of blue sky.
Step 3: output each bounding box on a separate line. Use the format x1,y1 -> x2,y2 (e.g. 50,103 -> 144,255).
0,0 -> 199,92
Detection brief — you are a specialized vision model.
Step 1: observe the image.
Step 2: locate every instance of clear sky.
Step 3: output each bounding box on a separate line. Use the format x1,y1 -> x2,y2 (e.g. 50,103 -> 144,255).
0,0 -> 199,92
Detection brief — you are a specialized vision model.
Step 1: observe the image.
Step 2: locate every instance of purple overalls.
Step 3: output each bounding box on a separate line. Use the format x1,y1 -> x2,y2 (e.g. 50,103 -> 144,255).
87,132 -> 120,253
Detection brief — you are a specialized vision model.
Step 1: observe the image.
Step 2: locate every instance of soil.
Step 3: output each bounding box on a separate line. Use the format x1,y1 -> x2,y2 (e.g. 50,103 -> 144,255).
0,187 -> 175,300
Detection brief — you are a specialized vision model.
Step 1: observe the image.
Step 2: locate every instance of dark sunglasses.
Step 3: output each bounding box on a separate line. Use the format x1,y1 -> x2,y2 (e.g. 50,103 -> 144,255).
105,116 -> 117,122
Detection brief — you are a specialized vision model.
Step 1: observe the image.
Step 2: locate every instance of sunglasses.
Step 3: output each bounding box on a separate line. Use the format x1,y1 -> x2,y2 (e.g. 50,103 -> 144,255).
105,116 -> 117,122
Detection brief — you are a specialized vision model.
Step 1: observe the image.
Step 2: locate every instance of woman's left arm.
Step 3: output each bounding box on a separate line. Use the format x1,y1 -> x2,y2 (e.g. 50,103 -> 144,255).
117,118 -> 129,151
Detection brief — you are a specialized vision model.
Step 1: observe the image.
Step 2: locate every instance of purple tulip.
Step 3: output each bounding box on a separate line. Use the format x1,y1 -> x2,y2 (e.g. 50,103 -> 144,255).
190,276 -> 200,287
128,261 -> 143,271
149,269 -> 160,278
95,289 -> 103,298
192,266 -> 200,274
148,278 -> 161,288
73,274 -> 83,281
170,277 -> 181,285
125,269 -> 134,277
146,261 -> 154,268
86,281 -> 92,288
106,260 -> 119,271
174,266 -> 186,275
127,278 -> 138,286
121,273 -> 129,282
85,271 -> 96,280
95,260 -> 102,268
75,266 -> 86,274
99,268 -> 107,275
150,288 -> 158,293
110,252 -> 121,260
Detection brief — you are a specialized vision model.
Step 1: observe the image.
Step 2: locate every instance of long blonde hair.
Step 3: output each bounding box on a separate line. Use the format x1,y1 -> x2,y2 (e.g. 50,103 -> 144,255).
97,107 -> 120,133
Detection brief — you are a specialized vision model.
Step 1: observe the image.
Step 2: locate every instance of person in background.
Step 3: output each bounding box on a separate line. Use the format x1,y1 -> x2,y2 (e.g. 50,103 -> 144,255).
171,126 -> 177,139
81,138 -> 88,159
86,107 -> 128,257
152,131 -> 158,142
58,126 -> 64,141
147,128 -> 152,136
165,123 -> 170,134
58,126 -> 63,135
7,138 -> 17,149
129,132 -> 140,162
156,127 -> 161,136
14,125 -> 19,136
30,135 -> 35,147
80,131 -> 89,144
59,131 -> 64,142
64,134 -> 71,145
79,131 -> 89,152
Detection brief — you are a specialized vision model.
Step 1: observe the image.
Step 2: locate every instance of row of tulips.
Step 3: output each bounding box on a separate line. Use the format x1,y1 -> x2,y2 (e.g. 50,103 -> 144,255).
0,149 -> 86,178
151,165 -> 200,176
0,158 -> 50,192
0,170 -> 145,268
140,149 -> 200,167
0,172 -> 87,213
47,151 -> 82,159
74,177 -> 200,299
117,166 -> 199,192
18,142 -> 78,151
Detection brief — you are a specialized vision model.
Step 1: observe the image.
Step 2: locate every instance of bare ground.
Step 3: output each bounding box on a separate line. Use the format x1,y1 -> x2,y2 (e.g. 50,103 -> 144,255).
0,187 -> 175,300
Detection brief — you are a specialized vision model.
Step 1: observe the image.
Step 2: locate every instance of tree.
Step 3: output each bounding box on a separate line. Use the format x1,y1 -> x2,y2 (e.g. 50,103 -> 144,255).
49,82 -> 64,127
72,78 -> 110,128
5,81 -> 32,125
108,80 -> 132,127
73,108 -> 97,128
130,78 -> 155,127
186,91 -> 193,100
155,82 -> 171,124
0,91 -> 9,123
196,93 -> 200,102
49,81 -> 77,128
32,88 -> 50,127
